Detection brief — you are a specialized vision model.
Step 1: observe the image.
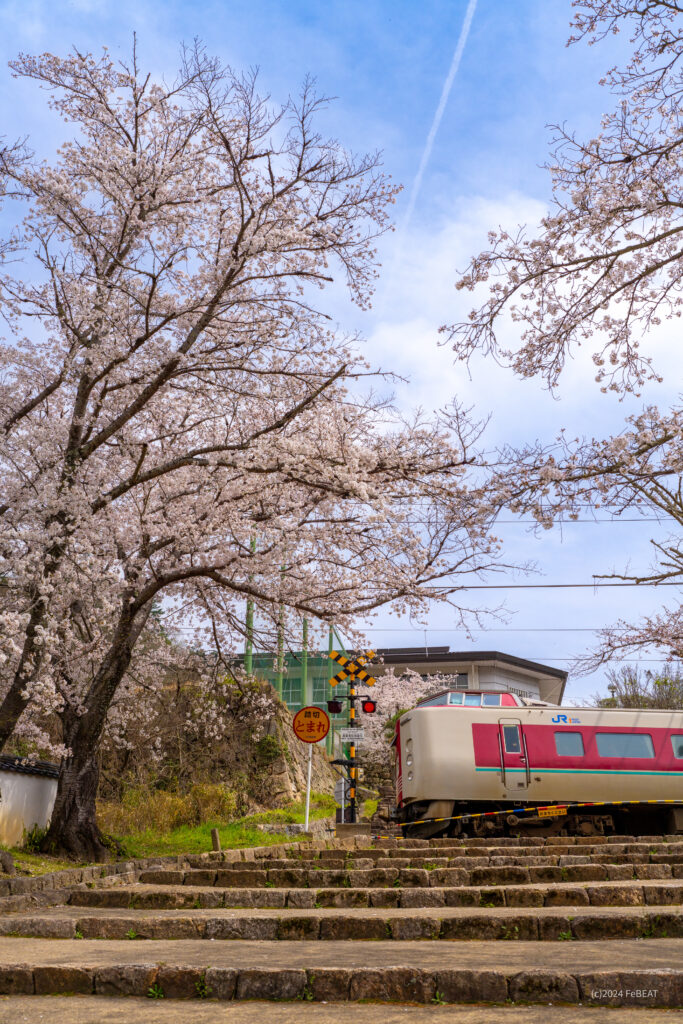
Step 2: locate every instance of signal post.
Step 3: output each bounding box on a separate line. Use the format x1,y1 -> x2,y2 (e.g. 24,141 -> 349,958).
328,649 -> 377,824
348,674 -> 357,824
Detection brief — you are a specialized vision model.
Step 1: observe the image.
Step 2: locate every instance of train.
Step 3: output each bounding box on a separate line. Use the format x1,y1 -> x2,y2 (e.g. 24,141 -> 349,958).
392,687 -> 683,837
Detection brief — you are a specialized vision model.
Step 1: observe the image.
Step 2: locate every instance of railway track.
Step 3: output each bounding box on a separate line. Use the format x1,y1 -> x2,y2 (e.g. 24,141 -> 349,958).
0,832 -> 681,1017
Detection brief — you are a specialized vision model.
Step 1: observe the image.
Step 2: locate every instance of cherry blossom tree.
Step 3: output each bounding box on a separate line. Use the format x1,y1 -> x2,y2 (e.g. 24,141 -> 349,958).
593,662 -> 683,709
362,669 -> 455,786
448,0 -> 683,668
449,0 -> 683,393
0,44 -> 511,858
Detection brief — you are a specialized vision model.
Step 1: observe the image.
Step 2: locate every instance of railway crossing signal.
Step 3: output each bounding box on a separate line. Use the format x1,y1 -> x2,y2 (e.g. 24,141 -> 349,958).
328,647 -> 378,826
328,649 -> 376,687
327,695 -> 375,715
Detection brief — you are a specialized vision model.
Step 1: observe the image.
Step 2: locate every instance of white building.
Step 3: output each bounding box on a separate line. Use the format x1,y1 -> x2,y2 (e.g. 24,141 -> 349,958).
373,647 -> 567,705
0,755 -> 58,847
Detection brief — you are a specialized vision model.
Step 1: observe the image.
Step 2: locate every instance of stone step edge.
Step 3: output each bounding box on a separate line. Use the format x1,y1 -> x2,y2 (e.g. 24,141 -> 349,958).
66,880 -> 683,911
0,844 -> 304,902
2,833 -> 680,902
0,837 -> 384,907
4,834 -> 679,898
136,864 -> 683,887
3,908 -> 683,941
1,962 -> 680,1007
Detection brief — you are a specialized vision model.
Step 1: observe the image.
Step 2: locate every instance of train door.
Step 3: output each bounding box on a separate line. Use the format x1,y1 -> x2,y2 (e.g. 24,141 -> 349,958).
498,718 -> 531,793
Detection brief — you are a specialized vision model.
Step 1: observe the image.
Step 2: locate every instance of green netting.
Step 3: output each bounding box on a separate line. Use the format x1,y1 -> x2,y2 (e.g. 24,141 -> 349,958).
248,652 -> 347,753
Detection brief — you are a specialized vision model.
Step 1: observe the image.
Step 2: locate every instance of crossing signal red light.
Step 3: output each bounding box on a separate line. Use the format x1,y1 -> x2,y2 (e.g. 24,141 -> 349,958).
327,699 -> 343,714
361,699 -> 376,713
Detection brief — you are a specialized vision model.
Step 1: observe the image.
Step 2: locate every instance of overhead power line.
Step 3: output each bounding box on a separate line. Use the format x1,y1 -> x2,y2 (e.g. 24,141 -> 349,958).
363,627 -> 635,633
430,581 -> 681,590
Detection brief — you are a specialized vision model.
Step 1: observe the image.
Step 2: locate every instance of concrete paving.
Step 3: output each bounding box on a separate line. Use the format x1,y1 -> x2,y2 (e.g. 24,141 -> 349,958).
0,902 -> 681,942
7,902 -> 683,918
1,998 -> 681,1024
0,935 -> 680,970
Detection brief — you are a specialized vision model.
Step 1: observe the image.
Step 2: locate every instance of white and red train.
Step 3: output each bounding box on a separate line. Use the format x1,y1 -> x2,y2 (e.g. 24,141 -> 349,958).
392,688 -> 683,837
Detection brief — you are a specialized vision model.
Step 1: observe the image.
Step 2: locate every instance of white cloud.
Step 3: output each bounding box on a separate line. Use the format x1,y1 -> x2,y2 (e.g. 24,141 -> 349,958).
356,191 -> 680,701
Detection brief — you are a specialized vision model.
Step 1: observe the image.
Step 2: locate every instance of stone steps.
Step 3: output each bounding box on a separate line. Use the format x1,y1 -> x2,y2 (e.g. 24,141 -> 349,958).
1,904 -> 682,941
0,936 -> 680,1006
67,879 -> 683,909
136,863 -> 680,888
1,834 -> 681,1008
266,853 -> 683,866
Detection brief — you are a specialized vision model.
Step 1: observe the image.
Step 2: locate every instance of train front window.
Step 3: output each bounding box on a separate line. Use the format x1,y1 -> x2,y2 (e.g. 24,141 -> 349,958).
596,733 -> 655,758
671,735 -> 683,759
447,692 -> 463,705
502,725 -> 521,753
482,694 -> 501,707
555,732 -> 584,757
464,694 -> 481,706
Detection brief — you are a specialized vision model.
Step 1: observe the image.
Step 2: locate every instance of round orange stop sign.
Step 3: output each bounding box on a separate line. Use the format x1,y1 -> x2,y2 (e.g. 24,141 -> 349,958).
292,705 -> 331,743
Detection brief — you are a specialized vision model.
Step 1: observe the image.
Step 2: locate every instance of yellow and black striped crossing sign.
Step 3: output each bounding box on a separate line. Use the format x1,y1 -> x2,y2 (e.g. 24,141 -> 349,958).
329,649 -> 376,688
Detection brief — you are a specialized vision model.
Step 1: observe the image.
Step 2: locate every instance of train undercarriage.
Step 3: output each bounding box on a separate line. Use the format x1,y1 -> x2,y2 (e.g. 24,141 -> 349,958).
397,799 -> 683,840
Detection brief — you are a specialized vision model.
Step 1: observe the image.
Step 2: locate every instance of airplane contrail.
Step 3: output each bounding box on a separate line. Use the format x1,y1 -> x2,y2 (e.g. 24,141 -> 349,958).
401,0 -> 478,232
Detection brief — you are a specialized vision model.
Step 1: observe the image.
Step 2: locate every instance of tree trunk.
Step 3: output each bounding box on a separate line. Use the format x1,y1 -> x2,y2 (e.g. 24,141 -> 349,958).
39,600 -> 149,861
41,748 -> 110,861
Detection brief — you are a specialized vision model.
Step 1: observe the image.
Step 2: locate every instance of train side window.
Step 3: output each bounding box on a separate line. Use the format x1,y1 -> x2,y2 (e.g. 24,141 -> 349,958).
502,725 -> 521,753
448,692 -> 463,705
596,733 -> 655,758
482,694 -> 501,706
464,694 -> 481,706
554,732 -> 584,756
671,736 -> 683,759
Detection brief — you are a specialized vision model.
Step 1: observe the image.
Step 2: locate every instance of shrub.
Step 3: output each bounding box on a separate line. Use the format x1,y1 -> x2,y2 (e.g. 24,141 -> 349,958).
254,734 -> 281,765
97,783 -> 242,835
22,824 -> 48,852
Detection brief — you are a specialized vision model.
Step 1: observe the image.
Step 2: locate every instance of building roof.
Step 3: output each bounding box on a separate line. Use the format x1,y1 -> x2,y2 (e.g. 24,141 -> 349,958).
372,647 -> 568,704
0,754 -> 59,779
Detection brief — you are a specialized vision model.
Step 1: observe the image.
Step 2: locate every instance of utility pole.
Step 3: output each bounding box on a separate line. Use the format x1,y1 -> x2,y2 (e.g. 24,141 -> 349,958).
245,535 -> 256,676
276,600 -> 284,698
302,617 -> 309,705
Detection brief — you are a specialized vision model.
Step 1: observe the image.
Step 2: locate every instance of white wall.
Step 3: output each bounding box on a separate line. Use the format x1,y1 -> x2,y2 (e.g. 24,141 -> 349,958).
476,667 -> 540,700
0,770 -> 57,847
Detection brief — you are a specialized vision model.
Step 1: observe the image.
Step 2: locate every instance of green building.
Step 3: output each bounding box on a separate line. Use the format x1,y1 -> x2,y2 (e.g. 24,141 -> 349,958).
249,650 -> 347,753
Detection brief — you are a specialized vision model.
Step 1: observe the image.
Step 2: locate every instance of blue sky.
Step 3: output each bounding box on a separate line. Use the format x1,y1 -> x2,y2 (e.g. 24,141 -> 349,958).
0,0 -> 677,701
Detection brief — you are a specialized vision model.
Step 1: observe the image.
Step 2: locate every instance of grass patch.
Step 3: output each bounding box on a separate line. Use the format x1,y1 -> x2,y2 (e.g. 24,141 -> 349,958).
97,783 -> 244,835
362,798 -> 378,819
106,792 -> 336,859
0,845 -> 82,877
244,792 -> 335,825
1,789 -> 337,869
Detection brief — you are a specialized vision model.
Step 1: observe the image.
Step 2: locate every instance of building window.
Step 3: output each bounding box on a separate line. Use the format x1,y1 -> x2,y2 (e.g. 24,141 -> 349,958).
454,673 -> 469,690
503,725 -> 521,753
312,678 -> 328,704
281,676 -> 301,706
671,735 -> 683,759
596,733 -> 654,759
555,732 -> 584,757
